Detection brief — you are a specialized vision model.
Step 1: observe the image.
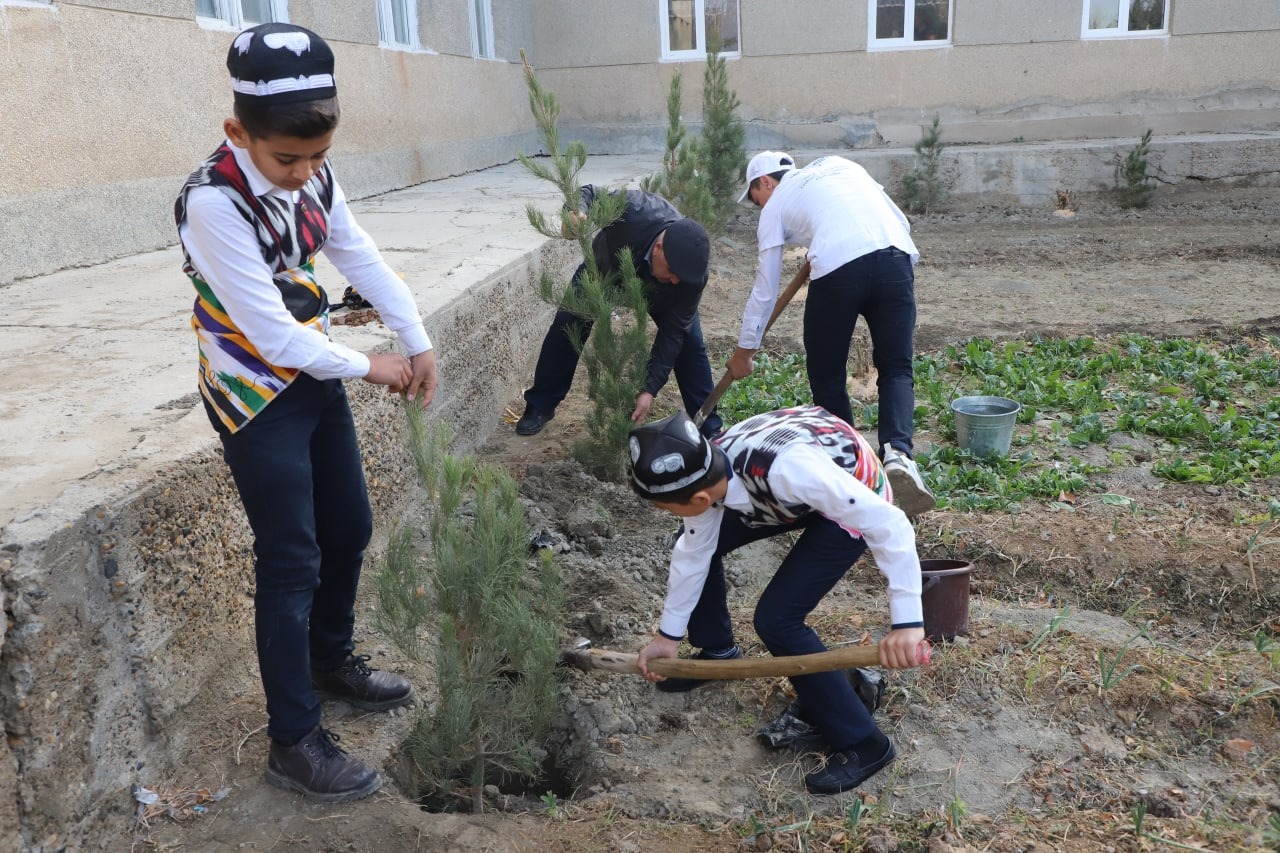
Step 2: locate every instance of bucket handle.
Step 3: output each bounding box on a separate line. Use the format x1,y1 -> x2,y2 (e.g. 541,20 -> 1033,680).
922,575 -> 942,594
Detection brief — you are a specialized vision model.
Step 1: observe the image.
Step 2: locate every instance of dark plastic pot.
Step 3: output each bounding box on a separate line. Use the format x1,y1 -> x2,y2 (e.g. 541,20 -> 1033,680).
920,559 -> 973,642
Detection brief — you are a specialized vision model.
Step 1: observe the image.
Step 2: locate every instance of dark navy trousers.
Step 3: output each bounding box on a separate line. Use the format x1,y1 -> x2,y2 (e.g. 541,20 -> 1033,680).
684,510 -> 877,751
205,374 -> 372,744
804,246 -> 917,456
522,269 -> 723,436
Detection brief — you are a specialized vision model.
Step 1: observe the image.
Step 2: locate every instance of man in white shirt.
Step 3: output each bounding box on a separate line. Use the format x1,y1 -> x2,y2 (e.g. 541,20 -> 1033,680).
627,407 -> 926,794
727,152 -> 934,516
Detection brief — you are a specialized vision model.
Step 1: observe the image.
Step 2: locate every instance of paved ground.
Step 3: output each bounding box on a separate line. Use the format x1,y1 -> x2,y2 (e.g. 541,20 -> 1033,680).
0,154 -> 656,539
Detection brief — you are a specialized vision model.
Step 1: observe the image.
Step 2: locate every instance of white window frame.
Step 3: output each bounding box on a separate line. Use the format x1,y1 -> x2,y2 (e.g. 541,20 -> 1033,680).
469,0 -> 496,59
1081,0 -> 1169,39
376,0 -> 421,51
867,0 -> 953,51
195,0 -> 289,31
658,0 -> 741,62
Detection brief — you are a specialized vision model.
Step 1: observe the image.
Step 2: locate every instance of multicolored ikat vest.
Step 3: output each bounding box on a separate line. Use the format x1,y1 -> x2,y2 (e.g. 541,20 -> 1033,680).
716,406 -> 891,528
175,144 -> 335,433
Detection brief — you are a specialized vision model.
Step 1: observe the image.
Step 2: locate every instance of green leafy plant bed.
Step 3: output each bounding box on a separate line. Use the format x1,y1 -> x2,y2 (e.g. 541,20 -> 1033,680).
715,333 -> 1280,515
917,333 -> 1280,508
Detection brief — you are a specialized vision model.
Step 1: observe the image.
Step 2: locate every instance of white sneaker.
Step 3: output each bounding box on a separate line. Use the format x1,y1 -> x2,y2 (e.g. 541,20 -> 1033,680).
882,448 -> 936,517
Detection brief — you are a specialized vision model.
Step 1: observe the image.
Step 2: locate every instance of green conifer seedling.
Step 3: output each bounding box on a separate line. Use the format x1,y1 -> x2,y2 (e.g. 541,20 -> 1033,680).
376,412 -> 563,814
518,51 -> 651,480
1116,129 -> 1155,209
641,69 -> 715,227
902,115 -> 949,214
698,44 -> 746,234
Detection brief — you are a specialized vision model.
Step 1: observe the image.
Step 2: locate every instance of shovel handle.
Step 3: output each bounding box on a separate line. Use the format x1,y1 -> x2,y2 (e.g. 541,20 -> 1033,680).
693,261 -> 811,427
567,640 -> 930,680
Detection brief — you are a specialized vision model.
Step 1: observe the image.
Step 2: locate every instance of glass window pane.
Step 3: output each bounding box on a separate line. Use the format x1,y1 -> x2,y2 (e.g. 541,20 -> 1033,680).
914,0 -> 948,40
668,0 -> 697,52
1088,0 -> 1120,29
195,0 -> 223,19
876,0 -> 905,40
240,0 -> 275,25
392,0 -> 411,44
1127,0 -> 1164,31
706,0 -> 739,52
474,0 -> 491,55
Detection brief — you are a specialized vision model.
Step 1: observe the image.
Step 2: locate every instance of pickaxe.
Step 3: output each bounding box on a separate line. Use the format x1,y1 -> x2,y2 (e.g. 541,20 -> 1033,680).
693,260 -> 811,427
560,636 -> 930,680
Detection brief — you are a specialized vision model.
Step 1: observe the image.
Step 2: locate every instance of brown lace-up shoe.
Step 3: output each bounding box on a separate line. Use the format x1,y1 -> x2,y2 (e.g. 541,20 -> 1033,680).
266,726 -> 381,803
312,654 -> 413,711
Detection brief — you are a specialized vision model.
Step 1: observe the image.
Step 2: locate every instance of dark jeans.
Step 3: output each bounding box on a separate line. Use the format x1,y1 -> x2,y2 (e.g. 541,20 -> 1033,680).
523,271 -> 722,436
684,511 -> 877,751
205,374 -> 372,744
804,247 -> 917,456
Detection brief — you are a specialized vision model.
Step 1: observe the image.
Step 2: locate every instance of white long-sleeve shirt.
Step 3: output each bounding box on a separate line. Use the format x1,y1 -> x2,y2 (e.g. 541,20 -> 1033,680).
658,443 -> 923,639
179,141 -> 430,380
738,156 -> 919,350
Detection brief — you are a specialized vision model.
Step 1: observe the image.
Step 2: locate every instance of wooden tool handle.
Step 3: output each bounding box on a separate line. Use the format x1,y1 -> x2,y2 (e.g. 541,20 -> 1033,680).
566,641 -> 930,680
694,261 -> 811,427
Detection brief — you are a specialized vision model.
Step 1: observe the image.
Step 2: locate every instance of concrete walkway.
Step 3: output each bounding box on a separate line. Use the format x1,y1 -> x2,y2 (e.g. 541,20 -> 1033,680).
0,153 -> 656,542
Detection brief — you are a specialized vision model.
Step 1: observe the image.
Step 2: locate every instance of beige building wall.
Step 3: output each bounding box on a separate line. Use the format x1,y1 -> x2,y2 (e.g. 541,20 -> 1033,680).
0,0 -> 536,284
3,1 -> 1279,285
537,2 -> 1280,151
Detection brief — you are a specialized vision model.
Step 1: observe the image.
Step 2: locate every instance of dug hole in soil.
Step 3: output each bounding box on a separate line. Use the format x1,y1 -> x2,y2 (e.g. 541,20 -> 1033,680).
147,185 -> 1280,853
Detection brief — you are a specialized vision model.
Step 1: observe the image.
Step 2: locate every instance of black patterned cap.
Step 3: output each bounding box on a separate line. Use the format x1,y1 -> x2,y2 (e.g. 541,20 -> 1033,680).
628,412 -> 721,499
227,23 -> 336,105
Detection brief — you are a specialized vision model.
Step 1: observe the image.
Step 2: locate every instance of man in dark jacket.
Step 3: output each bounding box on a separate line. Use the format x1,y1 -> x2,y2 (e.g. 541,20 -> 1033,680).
515,185 -> 722,438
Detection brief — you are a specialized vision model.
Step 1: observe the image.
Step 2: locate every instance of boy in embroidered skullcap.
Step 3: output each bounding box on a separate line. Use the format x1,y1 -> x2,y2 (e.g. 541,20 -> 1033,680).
628,406 -> 926,795
175,23 -> 438,803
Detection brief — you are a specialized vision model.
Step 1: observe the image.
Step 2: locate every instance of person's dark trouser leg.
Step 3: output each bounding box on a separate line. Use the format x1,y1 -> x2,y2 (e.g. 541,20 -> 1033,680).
211,376 -> 331,745
306,383 -> 374,672
669,313 -> 722,434
684,513 -> 792,650
524,268 -> 594,414
803,268 -> 862,427
860,249 -> 917,456
753,516 -> 874,750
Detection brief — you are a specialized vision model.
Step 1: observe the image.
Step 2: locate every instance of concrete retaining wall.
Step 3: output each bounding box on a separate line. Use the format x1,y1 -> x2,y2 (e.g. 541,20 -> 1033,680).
0,236 -> 577,850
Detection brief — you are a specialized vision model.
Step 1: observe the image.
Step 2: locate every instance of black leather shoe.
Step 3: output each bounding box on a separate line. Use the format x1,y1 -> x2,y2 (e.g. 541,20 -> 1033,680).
655,647 -> 742,693
266,726 -> 381,803
804,736 -> 896,795
515,405 -> 554,436
313,654 -> 413,711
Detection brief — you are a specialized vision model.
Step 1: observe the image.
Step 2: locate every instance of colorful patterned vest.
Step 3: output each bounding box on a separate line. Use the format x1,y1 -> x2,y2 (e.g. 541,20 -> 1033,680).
175,144 -> 335,433
716,406 -> 891,528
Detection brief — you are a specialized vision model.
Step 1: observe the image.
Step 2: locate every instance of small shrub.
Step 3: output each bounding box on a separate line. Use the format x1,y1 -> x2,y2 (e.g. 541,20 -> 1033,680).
1116,129 -> 1155,209
518,52 -> 649,480
698,45 -> 746,234
377,413 -> 563,814
641,70 -> 715,226
902,115 -> 948,214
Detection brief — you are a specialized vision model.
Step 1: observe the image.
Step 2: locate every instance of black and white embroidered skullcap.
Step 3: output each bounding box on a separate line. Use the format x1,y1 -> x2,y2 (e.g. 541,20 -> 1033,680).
628,412 -> 724,499
227,23 -> 336,105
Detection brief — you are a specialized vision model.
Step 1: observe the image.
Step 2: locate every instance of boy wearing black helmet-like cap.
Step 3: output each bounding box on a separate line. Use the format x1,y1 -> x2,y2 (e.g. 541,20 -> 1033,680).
175,23 -> 437,803
628,406 -> 925,794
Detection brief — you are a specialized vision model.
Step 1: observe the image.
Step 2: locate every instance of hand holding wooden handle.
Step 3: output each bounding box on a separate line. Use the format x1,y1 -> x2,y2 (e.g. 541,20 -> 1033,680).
694,261 -> 811,426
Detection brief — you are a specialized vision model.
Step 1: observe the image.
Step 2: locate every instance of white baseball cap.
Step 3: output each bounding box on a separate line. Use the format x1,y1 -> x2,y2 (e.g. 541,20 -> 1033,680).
738,151 -> 796,202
